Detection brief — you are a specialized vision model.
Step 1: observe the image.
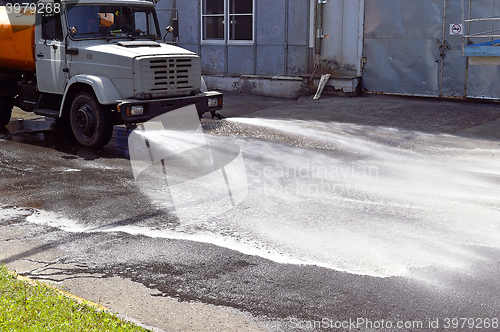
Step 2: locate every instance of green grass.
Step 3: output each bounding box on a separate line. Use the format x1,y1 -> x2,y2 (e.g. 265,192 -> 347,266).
0,265 -> 150,332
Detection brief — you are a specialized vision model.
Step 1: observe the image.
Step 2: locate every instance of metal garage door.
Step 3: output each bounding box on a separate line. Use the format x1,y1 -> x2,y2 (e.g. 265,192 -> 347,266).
362,0 -> 500,99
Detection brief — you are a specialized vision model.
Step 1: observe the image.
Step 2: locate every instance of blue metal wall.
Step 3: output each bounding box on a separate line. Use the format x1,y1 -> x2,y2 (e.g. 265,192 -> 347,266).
157,0 -> 311,76
363,0 -> 500,99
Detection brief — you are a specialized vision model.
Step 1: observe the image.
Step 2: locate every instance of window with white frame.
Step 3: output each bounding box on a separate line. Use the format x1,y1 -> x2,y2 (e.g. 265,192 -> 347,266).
202,0 -> 224,40
202,0 -> 253,42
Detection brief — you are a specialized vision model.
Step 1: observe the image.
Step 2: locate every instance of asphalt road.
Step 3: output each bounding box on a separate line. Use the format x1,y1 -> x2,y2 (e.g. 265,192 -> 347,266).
1,93 -> 500,332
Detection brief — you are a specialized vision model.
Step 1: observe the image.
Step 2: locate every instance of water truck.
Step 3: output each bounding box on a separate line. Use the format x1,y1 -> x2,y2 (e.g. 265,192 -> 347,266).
0,0 -> 223,147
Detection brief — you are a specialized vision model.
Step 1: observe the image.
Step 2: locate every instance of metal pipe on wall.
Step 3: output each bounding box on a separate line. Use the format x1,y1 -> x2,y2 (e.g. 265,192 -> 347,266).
315,0 -> 324,55
284,0 -> 289,75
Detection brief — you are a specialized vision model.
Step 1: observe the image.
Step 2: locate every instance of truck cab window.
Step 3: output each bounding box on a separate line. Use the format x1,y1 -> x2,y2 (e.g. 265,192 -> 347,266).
135,11 -> 147,34
67,5 -> 100,37
42,13 -> 63,41
66,5 -> 160,39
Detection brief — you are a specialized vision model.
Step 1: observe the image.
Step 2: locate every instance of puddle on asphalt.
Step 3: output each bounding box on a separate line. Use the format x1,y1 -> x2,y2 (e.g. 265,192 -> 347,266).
0,117 -> 130,160
8,117 -> 500,278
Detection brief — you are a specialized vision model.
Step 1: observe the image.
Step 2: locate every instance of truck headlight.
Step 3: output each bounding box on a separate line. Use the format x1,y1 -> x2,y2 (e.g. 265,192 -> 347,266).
130,105 -> 144,116
208,97 -> 219,108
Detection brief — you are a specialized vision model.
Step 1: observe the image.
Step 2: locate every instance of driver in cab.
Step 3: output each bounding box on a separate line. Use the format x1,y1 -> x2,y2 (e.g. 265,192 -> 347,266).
109,9 -> 141,36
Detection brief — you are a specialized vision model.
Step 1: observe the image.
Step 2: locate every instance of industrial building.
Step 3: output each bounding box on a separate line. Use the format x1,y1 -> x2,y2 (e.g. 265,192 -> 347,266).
157,0 -> 500,99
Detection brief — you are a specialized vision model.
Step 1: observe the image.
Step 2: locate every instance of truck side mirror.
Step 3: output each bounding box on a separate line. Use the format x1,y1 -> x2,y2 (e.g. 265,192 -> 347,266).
163,18 -> 179,43
163,26 -> 173,42
172,17 -> 178,39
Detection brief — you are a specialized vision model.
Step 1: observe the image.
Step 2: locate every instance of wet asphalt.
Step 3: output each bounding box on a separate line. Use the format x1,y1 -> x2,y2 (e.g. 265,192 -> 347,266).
1,92 -> 500,331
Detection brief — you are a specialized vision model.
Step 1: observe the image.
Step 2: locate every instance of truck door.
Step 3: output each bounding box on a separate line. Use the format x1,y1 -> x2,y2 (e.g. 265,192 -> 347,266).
35,11 -> 66,94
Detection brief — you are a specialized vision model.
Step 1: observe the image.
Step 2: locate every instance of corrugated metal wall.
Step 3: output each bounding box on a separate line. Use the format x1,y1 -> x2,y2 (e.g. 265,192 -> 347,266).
466,0 -> 500,99
157,0 -> 500,99
363,0 -> 500,99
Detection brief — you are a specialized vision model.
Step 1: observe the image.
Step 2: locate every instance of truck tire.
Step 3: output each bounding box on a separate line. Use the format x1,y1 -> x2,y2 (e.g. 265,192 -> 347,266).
0,97 -> 13,127
70,92 -> 113,148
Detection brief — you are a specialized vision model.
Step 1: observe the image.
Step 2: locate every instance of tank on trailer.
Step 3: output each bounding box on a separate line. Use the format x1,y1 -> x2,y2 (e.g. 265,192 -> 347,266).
0,5 -> 36,72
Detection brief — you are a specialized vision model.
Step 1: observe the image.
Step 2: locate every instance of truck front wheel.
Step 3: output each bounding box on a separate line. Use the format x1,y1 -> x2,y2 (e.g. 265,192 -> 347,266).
0,97 -> 13,127
70,92 -> 113,148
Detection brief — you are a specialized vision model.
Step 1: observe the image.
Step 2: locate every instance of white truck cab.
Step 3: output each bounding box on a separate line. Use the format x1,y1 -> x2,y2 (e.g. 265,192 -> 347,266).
0,0 -> 223,147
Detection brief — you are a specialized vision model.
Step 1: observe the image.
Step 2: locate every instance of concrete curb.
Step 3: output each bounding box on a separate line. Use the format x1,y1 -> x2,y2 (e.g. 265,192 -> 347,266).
10,270 -> 164,332
13,272 -> 108,311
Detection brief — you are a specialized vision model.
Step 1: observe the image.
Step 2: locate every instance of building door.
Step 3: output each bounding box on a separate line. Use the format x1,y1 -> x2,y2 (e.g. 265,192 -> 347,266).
363,0 -> 467,98
439,0 -> 467,98
319,0 -> 364,76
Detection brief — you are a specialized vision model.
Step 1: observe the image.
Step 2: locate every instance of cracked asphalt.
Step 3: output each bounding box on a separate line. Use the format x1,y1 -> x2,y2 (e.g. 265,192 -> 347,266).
1,93 -> 500,331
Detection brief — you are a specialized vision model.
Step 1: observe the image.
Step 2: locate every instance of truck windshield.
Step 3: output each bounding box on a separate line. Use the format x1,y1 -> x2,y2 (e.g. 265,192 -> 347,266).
66,5 -> 160,40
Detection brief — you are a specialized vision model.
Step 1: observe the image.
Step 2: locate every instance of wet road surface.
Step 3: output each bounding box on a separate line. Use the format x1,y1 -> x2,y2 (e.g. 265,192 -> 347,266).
1,93 -> 500,331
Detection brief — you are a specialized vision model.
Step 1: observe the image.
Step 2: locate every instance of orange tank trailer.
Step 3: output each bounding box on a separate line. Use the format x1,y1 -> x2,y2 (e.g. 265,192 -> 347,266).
0,6 -> 36,72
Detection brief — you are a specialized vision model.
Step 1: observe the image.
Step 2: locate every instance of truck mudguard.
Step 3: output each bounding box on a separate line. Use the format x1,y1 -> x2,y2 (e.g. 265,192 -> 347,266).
60,75 -> 122,116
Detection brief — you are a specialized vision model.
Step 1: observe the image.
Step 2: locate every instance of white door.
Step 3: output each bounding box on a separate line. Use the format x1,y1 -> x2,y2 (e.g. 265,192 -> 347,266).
35,12 -> 67,94
319,0 -> 364,76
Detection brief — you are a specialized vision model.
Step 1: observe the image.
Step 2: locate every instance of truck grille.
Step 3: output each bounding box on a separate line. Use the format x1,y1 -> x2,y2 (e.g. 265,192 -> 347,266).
134,55 -> 201,98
